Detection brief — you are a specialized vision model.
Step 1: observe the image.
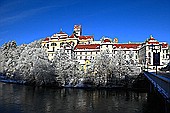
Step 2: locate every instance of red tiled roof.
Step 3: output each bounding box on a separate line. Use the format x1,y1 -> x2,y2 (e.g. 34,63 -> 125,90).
147,36 -> 159,44
69,34 -> 75,38
79,36 -> 93,40
75,44 -> 100,50
57,31 -> 66,34
162,43 -> 168,48
148,42 -> 159,44
103,39 -> 111,43
44,37 -> 49,41
114,44 -> 141,49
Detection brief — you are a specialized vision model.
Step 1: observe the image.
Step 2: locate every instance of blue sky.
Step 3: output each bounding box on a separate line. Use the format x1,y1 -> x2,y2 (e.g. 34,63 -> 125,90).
0,0 -> 170,46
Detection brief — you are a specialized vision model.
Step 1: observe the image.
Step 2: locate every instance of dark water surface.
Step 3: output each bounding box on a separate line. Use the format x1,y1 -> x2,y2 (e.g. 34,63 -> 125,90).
0,82 -> 166,113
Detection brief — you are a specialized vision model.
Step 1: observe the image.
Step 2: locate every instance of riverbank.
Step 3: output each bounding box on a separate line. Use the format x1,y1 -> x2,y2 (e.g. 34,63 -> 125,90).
0,73 -> 148,92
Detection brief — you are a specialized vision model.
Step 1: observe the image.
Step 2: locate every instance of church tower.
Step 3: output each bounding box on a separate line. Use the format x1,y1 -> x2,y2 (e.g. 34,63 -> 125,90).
73,25 -> 82,37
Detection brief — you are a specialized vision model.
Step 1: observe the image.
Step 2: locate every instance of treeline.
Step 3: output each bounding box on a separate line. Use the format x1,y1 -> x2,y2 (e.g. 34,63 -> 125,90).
0,40 -> 140,87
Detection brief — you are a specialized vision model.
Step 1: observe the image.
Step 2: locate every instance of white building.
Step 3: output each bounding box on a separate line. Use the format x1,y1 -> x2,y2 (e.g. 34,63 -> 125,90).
42,25 -> 170,72
139,35 -> 169,72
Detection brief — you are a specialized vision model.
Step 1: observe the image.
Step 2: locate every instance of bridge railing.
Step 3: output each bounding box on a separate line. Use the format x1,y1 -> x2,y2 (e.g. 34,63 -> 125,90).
143,71 -> 170,103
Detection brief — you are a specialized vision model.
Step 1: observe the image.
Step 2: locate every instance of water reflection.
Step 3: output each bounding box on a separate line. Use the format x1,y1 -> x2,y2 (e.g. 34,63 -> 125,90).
0,82 -> 163,113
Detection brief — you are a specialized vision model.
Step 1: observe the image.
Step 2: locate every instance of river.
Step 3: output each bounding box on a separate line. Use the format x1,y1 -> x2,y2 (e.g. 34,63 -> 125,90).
0,82 -> 166,113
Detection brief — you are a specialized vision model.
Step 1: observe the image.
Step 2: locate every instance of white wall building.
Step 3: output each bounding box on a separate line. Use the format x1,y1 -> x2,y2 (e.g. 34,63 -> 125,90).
42,25 -> 170,72
139,35 -> 169,72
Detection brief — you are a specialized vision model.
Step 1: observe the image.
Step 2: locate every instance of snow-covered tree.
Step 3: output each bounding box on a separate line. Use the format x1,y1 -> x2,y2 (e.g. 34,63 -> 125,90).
0,41 -> 18,76
52,49 -> 82,86
0,40 -> 60,86
0,39 -> 140,87
88,49 -> 140,87
90,49 -> 114,86
111,49 -> 140,86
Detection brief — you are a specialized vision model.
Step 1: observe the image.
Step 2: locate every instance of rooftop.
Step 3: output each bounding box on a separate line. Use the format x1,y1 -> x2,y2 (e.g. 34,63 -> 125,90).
75,44 -> 100,50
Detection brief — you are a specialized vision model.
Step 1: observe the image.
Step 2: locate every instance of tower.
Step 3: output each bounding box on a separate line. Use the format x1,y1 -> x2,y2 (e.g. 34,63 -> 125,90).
73,25 -> 82,37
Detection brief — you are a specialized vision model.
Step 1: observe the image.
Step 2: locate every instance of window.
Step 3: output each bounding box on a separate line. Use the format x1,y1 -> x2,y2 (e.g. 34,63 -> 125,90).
106,45 -> 108,48
80,52 -> 82,55
80,56 -> 82,60
51,43 -> 57,46
53,47 -> 55,52
148,46 -> 150,50
148,52 -> 151,57
166,54 -> 169,59
96,52 -> 97,54
148,58 -> 151,64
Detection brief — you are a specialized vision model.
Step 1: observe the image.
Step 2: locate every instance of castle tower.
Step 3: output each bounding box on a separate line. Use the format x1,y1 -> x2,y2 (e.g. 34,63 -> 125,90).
73,25 -> 82,37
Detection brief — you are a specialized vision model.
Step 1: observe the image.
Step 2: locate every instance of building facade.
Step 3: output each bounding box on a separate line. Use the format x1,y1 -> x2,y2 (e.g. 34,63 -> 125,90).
42,25 -> 170,72
139,35 -> 169,72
